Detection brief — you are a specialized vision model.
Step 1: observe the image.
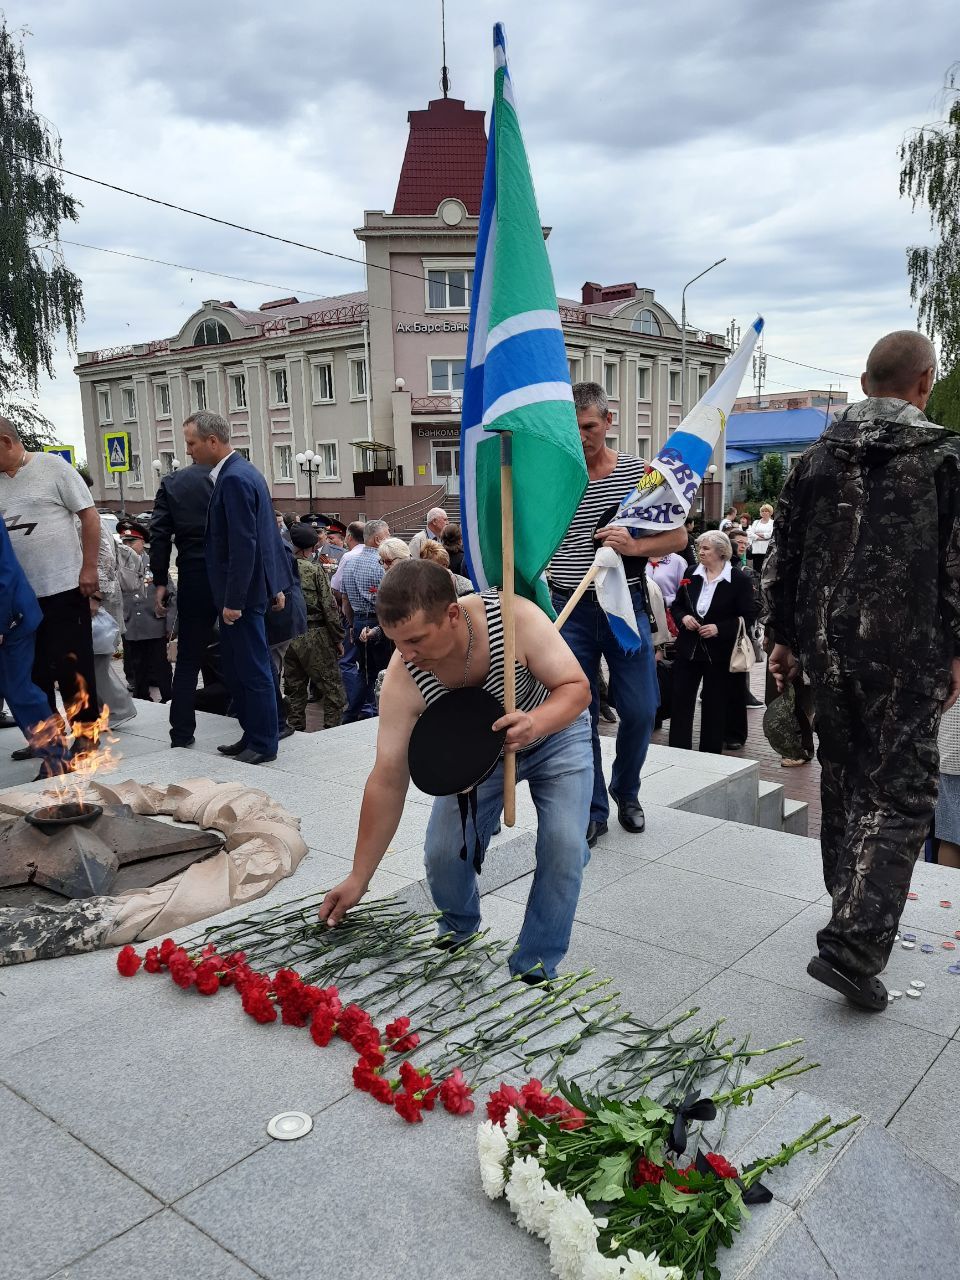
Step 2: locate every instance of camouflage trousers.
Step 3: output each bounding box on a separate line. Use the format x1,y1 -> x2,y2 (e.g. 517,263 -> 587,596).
813,674 -> 941,977
285,629 -> 346,731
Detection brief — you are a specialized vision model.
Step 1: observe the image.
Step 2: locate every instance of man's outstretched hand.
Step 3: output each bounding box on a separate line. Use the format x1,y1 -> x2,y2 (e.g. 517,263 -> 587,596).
768,643 -> 800,693
319,873 -> 368,927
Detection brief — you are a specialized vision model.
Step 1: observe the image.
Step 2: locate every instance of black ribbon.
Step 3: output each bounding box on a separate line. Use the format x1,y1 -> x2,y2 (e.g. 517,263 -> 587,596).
457,789 -> 484,874
666,1090 -> 718,1156
694,1149 -> 773,1204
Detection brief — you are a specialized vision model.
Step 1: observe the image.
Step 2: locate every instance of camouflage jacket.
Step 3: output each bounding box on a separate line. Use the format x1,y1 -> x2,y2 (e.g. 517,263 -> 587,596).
296,557 -> 343,641
764,397 -> 960,698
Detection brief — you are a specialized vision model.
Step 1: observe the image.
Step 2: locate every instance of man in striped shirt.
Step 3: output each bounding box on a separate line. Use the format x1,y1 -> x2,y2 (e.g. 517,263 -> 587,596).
551,383 -> 688,847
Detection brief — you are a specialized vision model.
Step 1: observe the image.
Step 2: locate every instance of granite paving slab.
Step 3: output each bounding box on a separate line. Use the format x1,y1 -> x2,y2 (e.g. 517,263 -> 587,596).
49,1208 -> 262,1280
0,983 -> 356,1203
177,1093 -> 549,1280
799,1124 -> 960,1279
740,1215 -> 839,1280
658,822 -> 827,903
575,863 -> 807,965
0,1082 -> 160,1280
661,969 -> 947,1125
590,802 -> 726,858
887,1039 -> 960,1189
732,901 -> 960,1038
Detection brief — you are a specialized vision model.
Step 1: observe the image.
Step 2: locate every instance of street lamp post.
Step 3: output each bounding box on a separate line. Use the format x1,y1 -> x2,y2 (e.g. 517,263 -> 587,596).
700,463 -> 718,525
680,257 -> 727,413
296,449 -> 321,512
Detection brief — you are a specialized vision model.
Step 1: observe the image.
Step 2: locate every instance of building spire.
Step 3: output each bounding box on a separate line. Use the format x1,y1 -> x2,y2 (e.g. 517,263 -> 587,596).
440,0 -> 450,98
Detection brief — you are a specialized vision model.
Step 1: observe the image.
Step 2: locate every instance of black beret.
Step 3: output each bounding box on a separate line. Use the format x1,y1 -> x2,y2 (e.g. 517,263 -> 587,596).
290,523 -> 320,549
408,686 -> 506,796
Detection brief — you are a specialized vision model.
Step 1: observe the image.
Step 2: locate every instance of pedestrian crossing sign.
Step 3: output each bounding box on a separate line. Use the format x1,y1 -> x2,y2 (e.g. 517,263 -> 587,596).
43,444 -> 76,466
103,431 -> 131,474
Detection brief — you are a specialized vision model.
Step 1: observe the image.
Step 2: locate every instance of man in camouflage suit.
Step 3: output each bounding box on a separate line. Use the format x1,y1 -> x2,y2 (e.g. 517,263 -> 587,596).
284,525 -> 346,731
766,330 -> 960,1011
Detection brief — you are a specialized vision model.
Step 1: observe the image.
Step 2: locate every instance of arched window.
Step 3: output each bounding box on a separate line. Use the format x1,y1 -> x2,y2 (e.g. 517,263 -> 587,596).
631,309 -> 661,337
193,319 -> 231,346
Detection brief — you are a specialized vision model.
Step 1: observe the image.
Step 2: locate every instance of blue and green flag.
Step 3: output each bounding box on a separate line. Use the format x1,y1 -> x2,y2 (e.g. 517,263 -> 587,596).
460,23 -> 587,616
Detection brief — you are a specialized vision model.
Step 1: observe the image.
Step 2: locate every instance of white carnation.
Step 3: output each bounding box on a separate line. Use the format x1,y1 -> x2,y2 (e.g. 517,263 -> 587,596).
546,1191 -> 606,1280
505,1154 -> 547,1233
476,1120 -> 509,1200
504,1106 -> 520,1142
618,1248 -> 683,1280
581,1251 -> 625,1279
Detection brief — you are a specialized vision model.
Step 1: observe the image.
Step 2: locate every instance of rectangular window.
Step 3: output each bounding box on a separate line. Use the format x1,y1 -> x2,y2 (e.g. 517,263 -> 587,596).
429,358 -> 466,394
235,447 -> 251,461
130,453 -> 142,485
121,387 -> 137,421
426,267 -> 473,310
155,382 -> 171,418
96,388 -> 112,424
739,468 -> 753,490
159,450 -> 175,475
190,377 -> 207,411
314,441 -> 339,480
350,358 -> 368,399
271,367 -> 289,406
638,436 -> 651,461
230,373 -> 247,410
698,371 -> 709,399
311,362 -> 334,403
274,444 -> 293,481
668,369 -> 681,403
636,367 -> 651,400
603,361 -> 619,398
567,357 -> 583,384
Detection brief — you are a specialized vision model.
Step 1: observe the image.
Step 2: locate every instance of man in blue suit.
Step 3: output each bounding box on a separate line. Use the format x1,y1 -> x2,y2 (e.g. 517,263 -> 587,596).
0,517 -> 70,778
183,411 -> 290,764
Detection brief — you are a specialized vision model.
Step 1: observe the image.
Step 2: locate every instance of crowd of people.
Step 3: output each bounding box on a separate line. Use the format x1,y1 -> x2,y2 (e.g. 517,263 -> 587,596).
2,331 -> 959,1013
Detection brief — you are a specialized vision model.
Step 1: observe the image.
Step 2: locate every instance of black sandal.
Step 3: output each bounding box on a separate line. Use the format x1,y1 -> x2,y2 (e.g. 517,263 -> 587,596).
806,956 -> 887,1012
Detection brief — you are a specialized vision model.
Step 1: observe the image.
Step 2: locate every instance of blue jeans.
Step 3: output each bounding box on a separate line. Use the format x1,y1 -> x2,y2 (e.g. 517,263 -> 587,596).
423,711 -> 592,978
0,624 -> 69,774
554,588 -> 659,825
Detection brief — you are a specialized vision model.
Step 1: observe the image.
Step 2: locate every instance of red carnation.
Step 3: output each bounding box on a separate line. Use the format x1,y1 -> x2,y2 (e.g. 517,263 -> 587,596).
143,947 -> 162,974
394,1091 -> 424,1124
704,1152 -> 739,1180
116,945 -> 142,977
195,970 -> 220,996
360,1044 -> 386,1069
439,1069 -> 475,1116
310,1009 -> 337,1047
520,1078 -> 552,1119
338,1003 -> 373,1044
158,937 -> 177,965
674,1165 -> 697,1194
352,1062 -> 377,1093
369,1076 -> 395,1105
385,1016 -> 411,1041
168,956 -> 197,989
486,1083 -> 524,1125
558,1106 -> 587,1131
633,1157 -> 665,1186
241,988 -> 277,1024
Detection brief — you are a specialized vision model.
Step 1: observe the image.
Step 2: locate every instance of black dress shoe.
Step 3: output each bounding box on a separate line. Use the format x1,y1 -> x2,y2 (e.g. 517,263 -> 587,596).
217,739 -> 247,756
11,745 -> 34,761
171,737 -> 195,749
278,723 -> 295,741
235,748 -> 277,765
586,819 -> 608,848
723,740 -> 745,751
609,791 -> 645,833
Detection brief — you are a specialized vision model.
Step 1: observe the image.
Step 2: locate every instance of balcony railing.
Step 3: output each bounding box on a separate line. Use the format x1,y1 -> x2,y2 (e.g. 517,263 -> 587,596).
411,395 -> 463,414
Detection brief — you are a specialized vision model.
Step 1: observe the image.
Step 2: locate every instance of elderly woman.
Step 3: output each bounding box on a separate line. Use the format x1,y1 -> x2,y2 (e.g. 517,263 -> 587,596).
419,539 -> 474,595
748,503 -> 775,575
668,529 -> 758,755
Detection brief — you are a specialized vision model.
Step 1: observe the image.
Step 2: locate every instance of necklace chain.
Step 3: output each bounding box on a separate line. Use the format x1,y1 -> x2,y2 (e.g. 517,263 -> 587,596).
455,606 -> 474,689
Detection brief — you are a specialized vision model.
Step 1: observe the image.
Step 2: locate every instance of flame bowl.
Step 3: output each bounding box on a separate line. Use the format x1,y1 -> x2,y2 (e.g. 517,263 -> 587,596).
25,801 -> 104,833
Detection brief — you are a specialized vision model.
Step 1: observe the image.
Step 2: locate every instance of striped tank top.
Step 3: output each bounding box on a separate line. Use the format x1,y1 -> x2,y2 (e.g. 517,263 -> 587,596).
404,590 -> 550,751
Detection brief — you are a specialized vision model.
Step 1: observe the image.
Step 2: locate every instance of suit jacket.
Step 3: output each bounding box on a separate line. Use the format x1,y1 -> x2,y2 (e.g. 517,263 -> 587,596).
150,463 -> 214,586
265,543 -> 307,645
205,454 -> 290,611
670,566 -> 757,663
0,516 -> 41,638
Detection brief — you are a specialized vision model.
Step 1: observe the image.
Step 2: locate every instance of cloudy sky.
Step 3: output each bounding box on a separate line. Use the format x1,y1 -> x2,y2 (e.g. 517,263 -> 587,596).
9,0 -> 960,457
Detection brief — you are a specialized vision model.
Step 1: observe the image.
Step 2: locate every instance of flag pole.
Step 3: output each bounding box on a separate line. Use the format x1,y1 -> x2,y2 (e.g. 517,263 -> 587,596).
553,560 -> 601,629
500,431 -> 517,827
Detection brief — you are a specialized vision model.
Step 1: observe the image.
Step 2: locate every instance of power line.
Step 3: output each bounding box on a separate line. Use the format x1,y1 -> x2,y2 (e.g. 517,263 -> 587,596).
763,351 -> 859,380
9,151 -> 432,287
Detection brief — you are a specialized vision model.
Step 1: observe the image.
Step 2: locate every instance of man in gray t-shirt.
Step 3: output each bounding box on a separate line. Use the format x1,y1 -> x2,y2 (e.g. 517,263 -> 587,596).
0,419 -> 103,751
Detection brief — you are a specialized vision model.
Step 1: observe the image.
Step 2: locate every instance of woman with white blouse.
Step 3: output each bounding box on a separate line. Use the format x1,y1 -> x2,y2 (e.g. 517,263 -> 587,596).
748,503 -> 775,575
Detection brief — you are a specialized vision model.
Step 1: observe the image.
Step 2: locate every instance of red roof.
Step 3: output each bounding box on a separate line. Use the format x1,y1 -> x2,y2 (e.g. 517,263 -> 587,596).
393,98 -> 487,216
